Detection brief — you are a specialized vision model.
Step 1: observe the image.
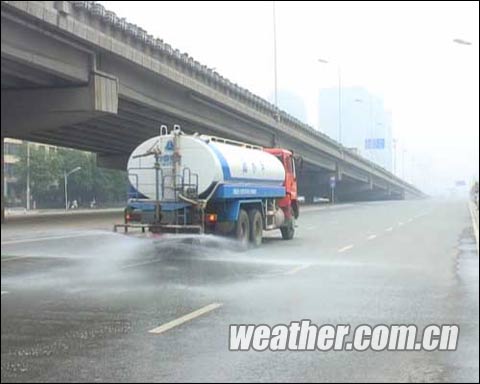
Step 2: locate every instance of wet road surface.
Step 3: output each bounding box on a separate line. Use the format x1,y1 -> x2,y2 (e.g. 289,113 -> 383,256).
1,199 -> 478,382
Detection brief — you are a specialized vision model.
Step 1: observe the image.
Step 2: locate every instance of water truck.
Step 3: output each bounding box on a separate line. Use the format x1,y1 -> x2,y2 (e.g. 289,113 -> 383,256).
115,125 -> 299,246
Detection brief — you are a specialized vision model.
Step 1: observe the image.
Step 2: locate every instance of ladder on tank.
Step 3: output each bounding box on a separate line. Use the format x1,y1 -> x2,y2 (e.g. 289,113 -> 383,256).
171,167 -> 199,227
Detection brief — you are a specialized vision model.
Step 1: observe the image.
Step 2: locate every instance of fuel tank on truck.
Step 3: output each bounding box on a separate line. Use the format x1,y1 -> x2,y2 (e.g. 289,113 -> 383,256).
127,133 -> 286,201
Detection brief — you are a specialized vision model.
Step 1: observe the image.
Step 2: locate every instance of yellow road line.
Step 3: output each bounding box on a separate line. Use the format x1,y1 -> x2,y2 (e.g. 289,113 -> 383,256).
1,256 -> 32,263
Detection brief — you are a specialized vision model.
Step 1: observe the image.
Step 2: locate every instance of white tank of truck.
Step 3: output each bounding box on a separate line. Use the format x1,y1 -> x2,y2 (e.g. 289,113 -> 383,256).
127,132 -> 285,200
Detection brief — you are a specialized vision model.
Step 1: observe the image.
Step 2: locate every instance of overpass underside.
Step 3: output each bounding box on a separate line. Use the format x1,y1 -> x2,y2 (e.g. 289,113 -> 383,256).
297,167 -> 404,204
1,1 -> 422,221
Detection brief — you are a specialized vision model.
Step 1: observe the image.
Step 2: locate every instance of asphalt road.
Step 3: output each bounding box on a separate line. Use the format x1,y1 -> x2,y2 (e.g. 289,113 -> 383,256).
1,199 -> 478,382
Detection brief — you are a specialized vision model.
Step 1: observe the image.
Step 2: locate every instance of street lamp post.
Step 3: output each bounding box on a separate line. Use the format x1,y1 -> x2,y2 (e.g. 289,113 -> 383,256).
393,138 -> 398,176
272,1 -> 278,108
64,166 -> 82,211
26,142 -> 31,210
338,65 -> 342,143
410,156 -> 416,186
318,58 -> 342,143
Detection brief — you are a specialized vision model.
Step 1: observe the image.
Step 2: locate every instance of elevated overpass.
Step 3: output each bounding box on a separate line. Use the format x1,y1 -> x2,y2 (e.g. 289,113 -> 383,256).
1,1 -> 424,220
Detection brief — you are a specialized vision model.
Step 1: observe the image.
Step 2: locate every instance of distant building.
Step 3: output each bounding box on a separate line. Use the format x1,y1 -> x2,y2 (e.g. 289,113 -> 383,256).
318,87 -> 393,172
271,90 -> 308,122
4,138 -> 22,204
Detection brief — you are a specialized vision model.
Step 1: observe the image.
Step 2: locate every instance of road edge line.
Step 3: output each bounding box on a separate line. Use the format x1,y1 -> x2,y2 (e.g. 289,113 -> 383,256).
468,201 -> 479,255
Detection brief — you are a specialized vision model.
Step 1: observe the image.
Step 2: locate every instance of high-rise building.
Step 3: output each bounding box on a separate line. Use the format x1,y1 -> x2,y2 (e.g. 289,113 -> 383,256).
318,87 -> 393,172
271,90 -> 308,122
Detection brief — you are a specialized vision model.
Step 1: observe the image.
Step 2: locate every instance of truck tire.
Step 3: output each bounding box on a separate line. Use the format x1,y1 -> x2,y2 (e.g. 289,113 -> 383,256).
235,209 -> 250,247
249,209 -> 263,247
280,221 -> 295,240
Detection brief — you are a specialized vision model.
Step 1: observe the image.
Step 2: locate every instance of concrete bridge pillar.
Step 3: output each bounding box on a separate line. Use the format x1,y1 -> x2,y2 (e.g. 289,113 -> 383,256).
97,153 -> 129,170
1,71 -> 119,222
1,136 -> 4,223
297,171 -> 332,203
1,71 -> 118,138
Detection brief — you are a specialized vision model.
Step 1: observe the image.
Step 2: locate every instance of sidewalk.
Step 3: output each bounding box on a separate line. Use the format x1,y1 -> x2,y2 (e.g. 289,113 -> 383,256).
4,207 -> 123,221
7,203 -> 352,217
300,202 -> 355,213
469,201 -> 479,255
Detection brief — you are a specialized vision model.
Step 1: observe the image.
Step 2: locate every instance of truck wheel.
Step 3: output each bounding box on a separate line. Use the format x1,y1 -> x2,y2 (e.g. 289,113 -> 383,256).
235,209 -> 250,247
249,209 -> 263,247
281,221 -> 295,240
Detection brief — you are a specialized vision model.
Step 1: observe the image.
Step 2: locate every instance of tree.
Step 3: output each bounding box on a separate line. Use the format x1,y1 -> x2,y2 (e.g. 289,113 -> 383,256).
15,143 -> 128,209
15,143 -> 62,208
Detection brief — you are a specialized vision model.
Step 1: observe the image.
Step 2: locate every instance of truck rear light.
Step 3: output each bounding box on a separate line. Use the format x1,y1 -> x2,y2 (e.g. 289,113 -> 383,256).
206,213 -> 217,223
125,213 -> 132,222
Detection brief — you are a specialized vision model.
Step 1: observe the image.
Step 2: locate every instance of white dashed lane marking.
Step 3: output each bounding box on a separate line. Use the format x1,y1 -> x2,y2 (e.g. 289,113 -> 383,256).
149,303 -> 223,335
121,259 -> 163,270
284,264 -> 312,275
338,245 -> 354,253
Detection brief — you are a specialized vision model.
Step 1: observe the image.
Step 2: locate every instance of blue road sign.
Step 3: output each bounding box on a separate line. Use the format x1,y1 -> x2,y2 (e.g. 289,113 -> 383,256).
365,138 -> 385,150
329,176 -> 336,189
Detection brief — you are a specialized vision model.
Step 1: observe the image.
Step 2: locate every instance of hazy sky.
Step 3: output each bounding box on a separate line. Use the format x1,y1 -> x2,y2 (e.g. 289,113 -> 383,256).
100,1 -> 479,195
